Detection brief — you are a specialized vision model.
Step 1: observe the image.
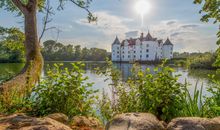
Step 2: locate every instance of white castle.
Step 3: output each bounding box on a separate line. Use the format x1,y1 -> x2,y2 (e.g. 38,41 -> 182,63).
111,32 -> 173,62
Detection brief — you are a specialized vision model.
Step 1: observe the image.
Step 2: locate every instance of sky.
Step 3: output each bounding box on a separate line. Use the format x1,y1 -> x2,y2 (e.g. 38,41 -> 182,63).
0,0 -> 219,52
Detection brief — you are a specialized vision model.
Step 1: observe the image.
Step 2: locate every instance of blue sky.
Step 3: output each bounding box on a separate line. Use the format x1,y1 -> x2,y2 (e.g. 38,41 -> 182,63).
0,0 -> 218,52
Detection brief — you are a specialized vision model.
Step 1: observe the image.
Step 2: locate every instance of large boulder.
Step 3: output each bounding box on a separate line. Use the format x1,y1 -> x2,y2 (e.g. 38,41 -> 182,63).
70,116 -> 103,130
0,113 -> 72,130
106,113 -> 165,130
167,117 -> 220,130
46,113 -> 69,124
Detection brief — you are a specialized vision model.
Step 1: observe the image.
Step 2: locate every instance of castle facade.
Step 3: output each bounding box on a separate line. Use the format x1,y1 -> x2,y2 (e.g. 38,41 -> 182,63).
111,32 -> 173,62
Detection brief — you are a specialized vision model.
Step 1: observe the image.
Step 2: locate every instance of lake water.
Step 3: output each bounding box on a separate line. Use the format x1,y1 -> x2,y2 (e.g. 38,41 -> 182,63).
0,61 -> 219,97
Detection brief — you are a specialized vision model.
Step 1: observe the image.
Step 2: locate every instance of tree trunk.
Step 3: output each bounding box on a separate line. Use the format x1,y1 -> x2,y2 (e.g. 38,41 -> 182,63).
0,1 -> 43,97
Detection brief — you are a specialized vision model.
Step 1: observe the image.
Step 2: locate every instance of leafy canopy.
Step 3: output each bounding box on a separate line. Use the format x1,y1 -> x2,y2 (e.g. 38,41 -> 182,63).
0,0 -> 97,22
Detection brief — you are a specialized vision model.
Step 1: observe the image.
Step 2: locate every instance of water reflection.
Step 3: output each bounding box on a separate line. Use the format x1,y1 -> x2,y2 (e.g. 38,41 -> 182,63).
0,61 -> 218,96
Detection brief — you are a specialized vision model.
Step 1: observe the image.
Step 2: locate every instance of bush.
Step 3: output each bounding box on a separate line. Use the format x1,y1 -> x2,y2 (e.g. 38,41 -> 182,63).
205,74 -> 220,117
97,60 -> 186,122
31,62 -> 98,118
187,52 -> 217,70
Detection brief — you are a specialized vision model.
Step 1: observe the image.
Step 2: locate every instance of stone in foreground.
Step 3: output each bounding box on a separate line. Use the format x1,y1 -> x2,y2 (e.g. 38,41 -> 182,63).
106,113 -> 165,130
0,113 -> 72,130
46,113 -> 69,124
70,116 -> 103,130
167,117 -> 220,130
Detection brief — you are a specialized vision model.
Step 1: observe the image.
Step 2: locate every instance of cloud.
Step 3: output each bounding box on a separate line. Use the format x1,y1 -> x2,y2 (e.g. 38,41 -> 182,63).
125,31 -> 139,38
75,11 -> 131,38
180,24 -> 199,29
166,20 -> 177,25
148,20 -> 216,52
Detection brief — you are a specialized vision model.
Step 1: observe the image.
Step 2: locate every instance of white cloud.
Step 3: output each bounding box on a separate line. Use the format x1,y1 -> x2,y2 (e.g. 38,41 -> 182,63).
148,20 -> 217,52
76,11 -> 132,39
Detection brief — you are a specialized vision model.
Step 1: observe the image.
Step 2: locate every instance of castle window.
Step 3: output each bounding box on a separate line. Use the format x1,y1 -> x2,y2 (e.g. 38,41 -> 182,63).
146,44 -> 149,47
134,51 -> 136,53
140,51 -> 142,53
117,47 -> 119,49
117,51 -> 119,54
122,55 -> 124,58
140,55 -> 142,58
122,51 -> 124,54
128,55 -> 130,58
146,54 -> 149,58
128,51 -> 130,54
134,55 -> 136,58
146,49 -> 149,52
117,55 -> 119,58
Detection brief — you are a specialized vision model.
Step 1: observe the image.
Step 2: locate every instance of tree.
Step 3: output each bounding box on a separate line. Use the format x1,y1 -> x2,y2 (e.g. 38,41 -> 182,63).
194,0 -> 220,67
0,26 -> 25,62
74,45 -> 81,60
0,0 -> 97,95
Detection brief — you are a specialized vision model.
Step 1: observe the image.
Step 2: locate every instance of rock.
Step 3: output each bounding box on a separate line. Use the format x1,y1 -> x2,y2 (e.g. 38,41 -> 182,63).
46,113 -> 69,124
167,117 -> 220,130
106,113 -> 165,130
70,116 -> 103,130
0,113 -> 72,130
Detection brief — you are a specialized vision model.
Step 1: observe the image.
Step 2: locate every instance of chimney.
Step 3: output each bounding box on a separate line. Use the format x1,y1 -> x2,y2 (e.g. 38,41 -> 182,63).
140,32 -> 144,41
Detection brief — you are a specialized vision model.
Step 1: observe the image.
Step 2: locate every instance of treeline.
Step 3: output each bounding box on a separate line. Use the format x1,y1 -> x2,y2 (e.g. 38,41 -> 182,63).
171,52 -> 218,70
42,40 -> 110,61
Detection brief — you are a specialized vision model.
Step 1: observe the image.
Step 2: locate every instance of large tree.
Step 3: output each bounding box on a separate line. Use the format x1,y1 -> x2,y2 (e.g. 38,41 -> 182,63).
0,0 -> 96,94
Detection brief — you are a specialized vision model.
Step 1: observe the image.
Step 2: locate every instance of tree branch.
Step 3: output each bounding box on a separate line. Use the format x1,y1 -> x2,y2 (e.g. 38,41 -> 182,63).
39,0 -> 55,43
63,0 -> 97,23
11,0 -> 27,14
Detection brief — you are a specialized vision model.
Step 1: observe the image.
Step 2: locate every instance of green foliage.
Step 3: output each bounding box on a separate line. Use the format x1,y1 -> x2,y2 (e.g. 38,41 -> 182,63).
97,60 -> 220,122
187,52 -> 217,69
31,62 -> 98,117
180,81 -> 205,117
42,40 -> 110,61
172,52 -> 218,69
194,0 -> 220,67
97,90 -> 113,124
0,0 -> 46,14
0,26 -> 25,63
0,89 -> 32,114
0,0 -> 96,22
205,74 -> 220,117
97,60 -> 186,122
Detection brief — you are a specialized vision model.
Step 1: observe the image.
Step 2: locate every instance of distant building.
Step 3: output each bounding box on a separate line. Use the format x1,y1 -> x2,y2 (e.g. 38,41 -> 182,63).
111,32 -> 173,62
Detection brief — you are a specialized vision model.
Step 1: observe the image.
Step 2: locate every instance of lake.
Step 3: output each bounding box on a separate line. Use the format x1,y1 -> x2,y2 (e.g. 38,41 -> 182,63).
0,61 -> 219,97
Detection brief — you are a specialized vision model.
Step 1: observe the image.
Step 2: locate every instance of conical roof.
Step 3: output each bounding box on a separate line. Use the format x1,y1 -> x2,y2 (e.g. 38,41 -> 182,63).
163,38 -> 173,45
145,32 -> 153,41
112,36 -> 120,45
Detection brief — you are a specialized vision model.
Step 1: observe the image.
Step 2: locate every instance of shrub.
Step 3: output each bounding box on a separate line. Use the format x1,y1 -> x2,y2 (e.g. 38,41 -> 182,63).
187,52 -> 217,70
97,60 -> 186,122
31,62 -> 98,118
205,74 -> 220,117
